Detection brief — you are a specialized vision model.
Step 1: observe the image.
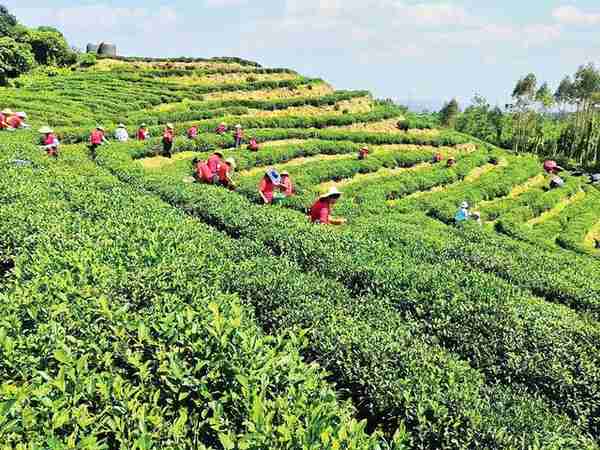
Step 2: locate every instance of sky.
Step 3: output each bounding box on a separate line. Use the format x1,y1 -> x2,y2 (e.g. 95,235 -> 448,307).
3,0 -> 600,109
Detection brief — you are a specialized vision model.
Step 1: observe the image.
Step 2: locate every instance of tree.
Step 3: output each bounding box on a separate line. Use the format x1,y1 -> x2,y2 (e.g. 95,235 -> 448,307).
0,36 -> 35,85
28,30 -> 76,66
0,4 -> 17,37
535,82 -> 554,111
554,76 -> 574,114
439,98 -> 459,128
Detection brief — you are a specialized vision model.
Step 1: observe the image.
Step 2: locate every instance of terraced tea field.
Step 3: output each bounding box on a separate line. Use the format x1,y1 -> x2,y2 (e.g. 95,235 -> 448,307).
1,57 -> 599,449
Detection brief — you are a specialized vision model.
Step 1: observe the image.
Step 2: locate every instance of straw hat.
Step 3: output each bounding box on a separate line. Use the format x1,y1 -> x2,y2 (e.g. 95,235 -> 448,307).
461,201 -> 469,209
96,125 -> 105,131
140,123 -> 147,127
16,112 -> 27,118
117,123 -> 126,128
213,150 -> 224,157
235,124 -> 242,128
1,108 -> 13,115
38,126 -> 53,134
225,157 -> 236,169
281,171 -> 289,176
166,123 -> 174,129
219,122 -> 226,126
320,186 -> 342,199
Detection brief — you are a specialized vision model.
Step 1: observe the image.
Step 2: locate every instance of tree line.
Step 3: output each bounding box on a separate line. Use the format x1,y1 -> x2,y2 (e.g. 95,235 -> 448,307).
438,63 -> 600,168
0,5 -> 77,85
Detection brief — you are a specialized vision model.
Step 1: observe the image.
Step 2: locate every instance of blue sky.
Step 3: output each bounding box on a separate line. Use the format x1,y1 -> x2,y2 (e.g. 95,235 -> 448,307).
4,0 -> 599,109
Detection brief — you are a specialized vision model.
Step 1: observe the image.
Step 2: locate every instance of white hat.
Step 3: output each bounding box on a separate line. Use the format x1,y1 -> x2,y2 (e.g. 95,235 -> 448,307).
461,201 -> 469,209
320,186 -> 342,199
1,108 -> 13,115
16,112 -> 27,118
38,126 -> 53,134
117,123 -> 126,128
225,157 -> 236,169
166,123 -> 174,129
235,124 -> 242,128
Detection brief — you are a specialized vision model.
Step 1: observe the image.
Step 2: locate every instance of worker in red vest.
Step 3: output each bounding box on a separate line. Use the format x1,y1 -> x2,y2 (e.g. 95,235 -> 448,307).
162,123 -> 174,158
137,124 -> 149,141
358,146 -> 369,160
432,153 -> 443,163
247,137 -> 259,151
309,187 -> 345,225
215,122 -> 227,134
89,125 -> 108,157
187,125 -> 198,139
39,126 -> 60,157
234,124 -> 244,149
218,158 -> 236,190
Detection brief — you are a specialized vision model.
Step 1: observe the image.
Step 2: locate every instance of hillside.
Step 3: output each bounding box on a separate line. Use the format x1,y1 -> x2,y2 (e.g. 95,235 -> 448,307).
1,57 -> 600,449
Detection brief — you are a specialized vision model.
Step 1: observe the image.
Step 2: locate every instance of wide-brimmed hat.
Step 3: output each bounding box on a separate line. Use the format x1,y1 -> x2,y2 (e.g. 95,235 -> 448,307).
166,123 -> 174,129
225,157 -> 236,169
140,123 -> 147,127
213,150 -> 224,157
117,123 -> 126,128
320,186 -> 342,199
461,201 -> 469,209
219,122 -> 226,126
235,124 -> 242,128
1,108 -> 13,115
38,126 -> 53,134
96,125 -> 105,131
16,112 -> 27,118
281,171 -> 289,176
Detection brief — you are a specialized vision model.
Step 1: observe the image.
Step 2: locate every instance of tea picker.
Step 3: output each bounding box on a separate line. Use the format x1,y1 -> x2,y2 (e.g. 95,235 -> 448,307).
309,187 -> 346,225
114,123 -> 129,142
259,168 -> 282,204
218,158 -> 237,190
39,126 -> 60,157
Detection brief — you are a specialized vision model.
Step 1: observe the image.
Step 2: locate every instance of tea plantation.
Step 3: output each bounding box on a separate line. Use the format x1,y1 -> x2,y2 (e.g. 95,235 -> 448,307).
1,57 -> 599,449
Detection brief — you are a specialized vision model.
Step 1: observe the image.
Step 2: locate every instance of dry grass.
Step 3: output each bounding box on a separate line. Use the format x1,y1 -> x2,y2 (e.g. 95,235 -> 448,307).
248,97 -> 373,117
528,190 -> 586,226
158,72 -> 300,87
205,82 -> 334,101
94,58 -> 247,72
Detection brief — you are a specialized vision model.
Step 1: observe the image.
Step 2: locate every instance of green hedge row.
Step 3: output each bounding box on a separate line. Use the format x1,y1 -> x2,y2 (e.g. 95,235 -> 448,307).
0,139 -> 384,449
99,140 -> 600,439
556,187 -> 600,254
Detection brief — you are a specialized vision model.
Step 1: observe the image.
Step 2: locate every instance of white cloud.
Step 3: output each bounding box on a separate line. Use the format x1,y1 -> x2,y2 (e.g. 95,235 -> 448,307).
552,5 -> 600,26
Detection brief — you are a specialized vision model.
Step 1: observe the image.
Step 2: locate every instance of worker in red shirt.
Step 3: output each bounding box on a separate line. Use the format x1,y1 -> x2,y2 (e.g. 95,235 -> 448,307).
432,153 -> 443,163
207,151 -> 223,183
247,137 -> 259,151
89,125 -> 108,158
309,187 -> 345,225
234,124 -> 244,149
192,157 -> 214,183
279,171 -> 294,197
7,112 -> 28,129
162,123 -> 174,158
358,146 -> 369,160
215,122 -> 227,134
218,158 -> 236,190
0,108 -> 12,130
259,169 -> 279,204
39,126 -> 60,157
187,125 -> 198,139
137,124 -> 149,141
543,160 -> 564,175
